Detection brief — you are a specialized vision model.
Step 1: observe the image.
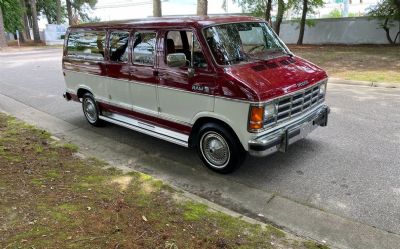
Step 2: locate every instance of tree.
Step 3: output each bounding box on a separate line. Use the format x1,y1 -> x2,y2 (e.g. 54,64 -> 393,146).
30,0 -> 40,42
197,0 -> 208,15
0,4 -> 7,48
297,0 -> 308,45
20,0 -> 31,40
153,0 -> 161,17
274,0 -> 285,35
66,0 -> 97,25
56,0 -> 61,24
1,0 -> 23,34
293,0 -> 324,45
37,0 -> 66,24
1,0 -> 26,46
231,0 -> 267,18
265,0 -> 272,22
228,0 -> 288,35
368,0 -> 400,44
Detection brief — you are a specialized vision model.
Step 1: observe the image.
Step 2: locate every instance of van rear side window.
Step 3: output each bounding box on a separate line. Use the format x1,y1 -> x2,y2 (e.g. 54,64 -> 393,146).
132,32 -> 156,65
67,31 -> 106,60
109,32 -> 129,62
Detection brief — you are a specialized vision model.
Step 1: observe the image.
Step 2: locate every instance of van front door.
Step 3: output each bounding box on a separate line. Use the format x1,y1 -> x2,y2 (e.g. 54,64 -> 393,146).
157,30 -> 215,125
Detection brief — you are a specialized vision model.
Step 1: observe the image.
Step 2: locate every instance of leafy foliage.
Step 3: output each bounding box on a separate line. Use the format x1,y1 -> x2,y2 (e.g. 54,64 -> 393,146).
70,0 -> 98,23
233,0 -> 267,18
0,0 -> 23,32
368,0 -> 400,44
368,0 -> 400,23
37,0 -> 67,24
290,0 -> 325,18
327,8 -> 342,18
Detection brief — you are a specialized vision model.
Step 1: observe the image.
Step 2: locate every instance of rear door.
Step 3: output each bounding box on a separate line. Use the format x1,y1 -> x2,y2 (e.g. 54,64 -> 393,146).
129,31 -> 159,116
105,30 -> 131,110
64,29 -> 108,101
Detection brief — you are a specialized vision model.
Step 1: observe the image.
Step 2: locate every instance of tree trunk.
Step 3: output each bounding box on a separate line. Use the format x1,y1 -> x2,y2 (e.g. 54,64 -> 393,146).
153,0 -> 162,17
56,0 -> 62,24
21,0 -> 31,40
0,6 -> 8,48
383,18 -> 394,44
30,0 -> 41,42
274,0 -> 285,35
18,0 -> 29,42
197,0 -> 208,16
297,0 -> 308,45
265,0 -> 272,23
66,0 -> 73,25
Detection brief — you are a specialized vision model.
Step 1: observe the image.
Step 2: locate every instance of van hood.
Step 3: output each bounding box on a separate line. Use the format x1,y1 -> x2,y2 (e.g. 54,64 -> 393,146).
223,56 -> 327,102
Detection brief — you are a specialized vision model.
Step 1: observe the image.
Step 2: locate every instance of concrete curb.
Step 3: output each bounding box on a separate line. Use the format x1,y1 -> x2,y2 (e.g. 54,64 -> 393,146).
328,78 -> 399,88
1,92 -> 400,249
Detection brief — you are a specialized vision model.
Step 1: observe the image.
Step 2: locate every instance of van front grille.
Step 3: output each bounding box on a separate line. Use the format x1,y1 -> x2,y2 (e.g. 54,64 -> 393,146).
275,83 -> 325,123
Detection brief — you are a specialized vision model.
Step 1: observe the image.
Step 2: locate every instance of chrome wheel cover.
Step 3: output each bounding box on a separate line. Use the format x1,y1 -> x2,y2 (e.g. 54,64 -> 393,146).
83,98 -> 97,123
200,131 -> 230,169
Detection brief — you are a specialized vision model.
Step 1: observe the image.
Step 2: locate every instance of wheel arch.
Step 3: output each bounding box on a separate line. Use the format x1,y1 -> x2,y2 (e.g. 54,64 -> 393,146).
189,116 -> 245,151
76,86 -> 93,99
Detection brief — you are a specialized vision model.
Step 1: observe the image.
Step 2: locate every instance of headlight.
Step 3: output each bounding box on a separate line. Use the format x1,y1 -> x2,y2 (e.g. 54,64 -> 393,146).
319,82 -> 326,95
248,103 -> 277,132
264,103 -> 277,123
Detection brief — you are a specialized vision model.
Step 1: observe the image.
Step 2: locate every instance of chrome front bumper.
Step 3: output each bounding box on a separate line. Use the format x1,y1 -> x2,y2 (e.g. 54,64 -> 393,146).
248,104 -> 330,157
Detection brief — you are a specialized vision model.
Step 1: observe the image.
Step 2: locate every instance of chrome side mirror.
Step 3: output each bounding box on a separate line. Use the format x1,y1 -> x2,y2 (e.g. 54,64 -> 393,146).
167,53 -> 187,67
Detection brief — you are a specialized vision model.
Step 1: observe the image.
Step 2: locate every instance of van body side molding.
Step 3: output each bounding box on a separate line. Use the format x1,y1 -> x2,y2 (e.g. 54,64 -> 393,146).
99,113 -> 189,147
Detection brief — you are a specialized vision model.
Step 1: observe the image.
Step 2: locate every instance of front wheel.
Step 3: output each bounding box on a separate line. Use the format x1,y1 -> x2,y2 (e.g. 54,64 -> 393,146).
196,123 -> 246,174
82,93 -> 104,127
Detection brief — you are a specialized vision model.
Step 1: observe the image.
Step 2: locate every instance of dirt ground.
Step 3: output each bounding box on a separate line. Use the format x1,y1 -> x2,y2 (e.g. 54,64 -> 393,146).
290,45 -> 400,83
0,113 -> 328,249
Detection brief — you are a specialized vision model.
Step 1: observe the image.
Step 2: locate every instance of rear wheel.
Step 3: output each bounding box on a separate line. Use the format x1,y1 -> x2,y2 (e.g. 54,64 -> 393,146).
196,123 -> 246,174
82,93 -> 104,126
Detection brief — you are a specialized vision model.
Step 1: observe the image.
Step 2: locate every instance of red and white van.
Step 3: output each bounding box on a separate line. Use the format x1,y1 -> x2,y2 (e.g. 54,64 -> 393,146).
62,16 -> 330,173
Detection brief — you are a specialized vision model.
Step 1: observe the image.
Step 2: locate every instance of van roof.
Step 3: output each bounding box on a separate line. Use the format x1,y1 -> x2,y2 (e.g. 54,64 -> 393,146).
70,15 -> 263,29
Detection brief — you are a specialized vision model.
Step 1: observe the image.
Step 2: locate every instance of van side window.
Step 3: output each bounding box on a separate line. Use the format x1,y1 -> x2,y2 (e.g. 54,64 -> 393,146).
67,31 -> 106,60
166,31 -> 207,69
132,32 -> 156,65
109,32 -> 129,62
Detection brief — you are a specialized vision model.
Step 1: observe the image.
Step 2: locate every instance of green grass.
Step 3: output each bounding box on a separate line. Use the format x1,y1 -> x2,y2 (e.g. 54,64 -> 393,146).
290,45 -> 400,83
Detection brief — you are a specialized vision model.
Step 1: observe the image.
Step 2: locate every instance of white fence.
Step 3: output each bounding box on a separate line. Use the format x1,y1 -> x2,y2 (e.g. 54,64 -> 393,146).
278,17 -> 400,44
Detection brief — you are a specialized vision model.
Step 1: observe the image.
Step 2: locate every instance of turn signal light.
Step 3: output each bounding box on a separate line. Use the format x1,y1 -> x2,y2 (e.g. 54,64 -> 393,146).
249,106 -> 264,131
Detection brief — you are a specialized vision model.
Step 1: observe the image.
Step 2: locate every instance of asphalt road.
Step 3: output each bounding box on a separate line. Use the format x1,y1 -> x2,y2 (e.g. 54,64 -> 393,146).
1,49 -> 399,236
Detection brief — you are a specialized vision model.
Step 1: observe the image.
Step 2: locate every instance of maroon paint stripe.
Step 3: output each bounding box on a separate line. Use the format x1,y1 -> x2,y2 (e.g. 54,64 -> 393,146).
97,102 -> 192,135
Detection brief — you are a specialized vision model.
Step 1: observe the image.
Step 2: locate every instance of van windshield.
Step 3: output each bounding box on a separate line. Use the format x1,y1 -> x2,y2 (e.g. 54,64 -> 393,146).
204,22 -> 290,65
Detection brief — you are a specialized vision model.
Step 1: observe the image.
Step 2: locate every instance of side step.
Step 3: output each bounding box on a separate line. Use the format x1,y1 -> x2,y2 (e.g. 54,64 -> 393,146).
99,113 -> 189,147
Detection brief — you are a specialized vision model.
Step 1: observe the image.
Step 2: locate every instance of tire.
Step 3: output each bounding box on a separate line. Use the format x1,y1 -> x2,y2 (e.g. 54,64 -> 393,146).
82,93 -> 104,127
196,123 -> 246,174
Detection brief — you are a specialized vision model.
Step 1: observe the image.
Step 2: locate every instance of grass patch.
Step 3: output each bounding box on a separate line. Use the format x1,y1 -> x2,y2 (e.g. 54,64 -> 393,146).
183,202 -> 209,221
290,45 -> 400,83
62,143 -> 79,152
0,113 -> 328,249
304,241 -> 330,249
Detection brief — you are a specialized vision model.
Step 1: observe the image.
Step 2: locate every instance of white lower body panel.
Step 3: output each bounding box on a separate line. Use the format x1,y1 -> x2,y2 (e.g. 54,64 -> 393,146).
99,112 -> 189,147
